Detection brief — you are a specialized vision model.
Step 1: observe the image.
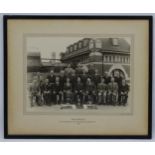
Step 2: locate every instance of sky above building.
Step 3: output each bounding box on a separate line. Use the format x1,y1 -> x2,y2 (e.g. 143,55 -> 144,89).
27,36 -> 131,59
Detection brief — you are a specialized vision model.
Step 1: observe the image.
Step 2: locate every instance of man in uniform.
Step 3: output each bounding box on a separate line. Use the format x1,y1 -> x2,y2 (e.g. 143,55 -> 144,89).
108,77 -> 118,105
85,78 -> 96,104
64,64 -> 74,77
53,76 -> 62,104
93,69 -> 101,87
104,72 -> 111,84
47,70 -> 55,103
70,70 -> 77,92
114,71 -> 123,103
42,78 -> 51,106
63,77 -> 73,104
29,79 -> 41,107
75,64 -> 83,77
119,79 -> 129,106
87,64 -> 95,78
74,77 -> 84,106
97,78 -> 107,105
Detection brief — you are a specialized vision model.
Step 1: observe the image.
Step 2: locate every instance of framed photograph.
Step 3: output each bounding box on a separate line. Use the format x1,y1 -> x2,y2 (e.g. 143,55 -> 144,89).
4,15 -> 152,139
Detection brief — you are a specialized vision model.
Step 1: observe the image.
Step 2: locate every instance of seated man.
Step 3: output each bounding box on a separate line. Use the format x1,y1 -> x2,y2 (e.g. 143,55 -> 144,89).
29,79 -> 41,107
119,79 -> 129,106
108,77 -> 118,105
63,77 -> 73,104
97,78 -> 107,105
74,77 -> 84,106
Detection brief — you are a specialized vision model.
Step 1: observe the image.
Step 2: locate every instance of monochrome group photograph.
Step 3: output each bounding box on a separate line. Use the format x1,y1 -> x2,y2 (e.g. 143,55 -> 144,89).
27,36 -> 131,110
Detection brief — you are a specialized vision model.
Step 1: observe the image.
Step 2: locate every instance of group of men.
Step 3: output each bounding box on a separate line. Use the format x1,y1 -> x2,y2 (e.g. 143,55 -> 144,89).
29,64 -> 129,107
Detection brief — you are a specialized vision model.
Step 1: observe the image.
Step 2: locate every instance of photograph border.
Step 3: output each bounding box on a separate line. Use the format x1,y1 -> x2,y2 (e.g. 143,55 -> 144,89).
3,15 -> 153,139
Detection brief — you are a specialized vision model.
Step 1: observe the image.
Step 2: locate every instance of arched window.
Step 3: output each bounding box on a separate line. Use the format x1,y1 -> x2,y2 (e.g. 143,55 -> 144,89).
95,39 -> 102,48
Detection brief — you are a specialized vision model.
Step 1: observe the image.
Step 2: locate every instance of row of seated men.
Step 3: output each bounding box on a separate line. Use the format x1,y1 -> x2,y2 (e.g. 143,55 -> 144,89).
29,69 -> 129,107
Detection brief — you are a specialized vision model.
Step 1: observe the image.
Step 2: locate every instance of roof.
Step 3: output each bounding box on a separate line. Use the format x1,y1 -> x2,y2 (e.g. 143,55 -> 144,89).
100,38 -> 130,53
27,52 -> 41,57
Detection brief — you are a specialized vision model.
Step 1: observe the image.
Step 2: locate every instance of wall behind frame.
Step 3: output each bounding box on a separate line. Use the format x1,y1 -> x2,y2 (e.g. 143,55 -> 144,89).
0,13 -> 154,141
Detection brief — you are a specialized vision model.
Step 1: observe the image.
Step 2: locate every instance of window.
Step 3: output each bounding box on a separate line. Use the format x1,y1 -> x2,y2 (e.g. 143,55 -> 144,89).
79,41 -> 82,48
112,38 -> 119,46
74,44 -> 77,50
70,46 -> 73,52
84,39 -> 88,47
128,57 -> 130,63
109,56 -> 111,62
107,55 -> 109,62
104,56 -> 107,62
95,39 -> 102,48
118,56 -> 120,62
89,40 -> 95,49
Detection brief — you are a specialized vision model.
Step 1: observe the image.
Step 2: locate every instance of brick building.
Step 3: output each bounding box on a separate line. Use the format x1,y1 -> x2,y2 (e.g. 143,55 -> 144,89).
61,38 -> 130,80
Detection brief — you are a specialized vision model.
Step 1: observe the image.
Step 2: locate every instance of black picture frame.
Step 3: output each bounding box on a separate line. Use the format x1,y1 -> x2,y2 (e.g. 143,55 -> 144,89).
3,15 -> 153,139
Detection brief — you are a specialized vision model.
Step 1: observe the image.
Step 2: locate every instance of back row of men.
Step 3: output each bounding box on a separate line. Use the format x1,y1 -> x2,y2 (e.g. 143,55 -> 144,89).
29,66 -> 129,107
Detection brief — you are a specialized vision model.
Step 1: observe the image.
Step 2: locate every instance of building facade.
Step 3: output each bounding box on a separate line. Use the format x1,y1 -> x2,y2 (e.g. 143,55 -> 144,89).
61,38 -> 131,80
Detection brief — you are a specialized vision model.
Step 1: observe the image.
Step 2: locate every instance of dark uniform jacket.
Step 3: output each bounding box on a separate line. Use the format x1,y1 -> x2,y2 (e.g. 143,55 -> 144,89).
30,83 -> 40,95
75,68 -> 83,76
119,84 -> 129,94
114,76 -> 123,88
88,68 -> 95,76
86,82 -> 95,92
47,75 -> 55,87
93,74 -> 101,86
108,82 -> 118,92
63,83 -> 72,92
97,83 -> 107,92
75,82 -> 83,92
104,76 -> 111,84
42,83 -> 51,94
53,82 -> 62,93
81,74 -> 88,87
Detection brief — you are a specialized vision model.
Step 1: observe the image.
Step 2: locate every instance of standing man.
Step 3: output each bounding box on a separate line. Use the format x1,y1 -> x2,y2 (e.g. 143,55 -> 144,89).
74,77 -> 84,106
104,72 -> 111,84
53,76 -> 62,104
97,78 -> 107,105
108,77 -> 118,105
42,78 -> 51,106
64,64 -> 74,77
85,78 -> 96,104
63,77 -> 73,104
29,79 -> 40,107
47,70 -> 55,103
93,69 -> 101,87
75,64 -> 83,77
119,79 -> 129,106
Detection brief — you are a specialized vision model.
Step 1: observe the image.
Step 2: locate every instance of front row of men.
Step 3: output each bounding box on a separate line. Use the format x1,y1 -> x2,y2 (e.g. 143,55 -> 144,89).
29,75 -> 129,107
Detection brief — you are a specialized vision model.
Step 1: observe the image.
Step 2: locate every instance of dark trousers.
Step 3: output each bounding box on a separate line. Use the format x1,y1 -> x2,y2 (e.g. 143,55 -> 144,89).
120,94 -> 128,105
43,92 -> 51,105
74,91 -> 83,105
